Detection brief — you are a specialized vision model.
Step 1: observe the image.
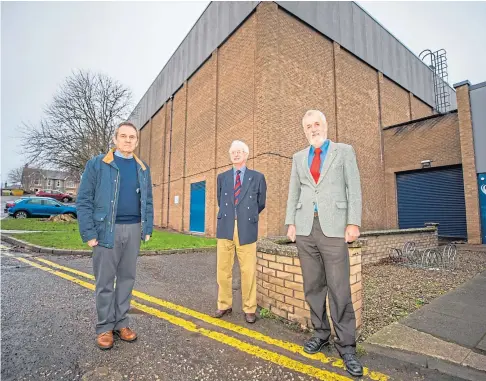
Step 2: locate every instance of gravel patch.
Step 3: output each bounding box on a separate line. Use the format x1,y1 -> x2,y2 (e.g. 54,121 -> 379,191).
360,250 -> 486,341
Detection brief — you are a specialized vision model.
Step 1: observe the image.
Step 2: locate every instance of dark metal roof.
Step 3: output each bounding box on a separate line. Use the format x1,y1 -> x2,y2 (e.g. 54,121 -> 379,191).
129,1 -> 457,129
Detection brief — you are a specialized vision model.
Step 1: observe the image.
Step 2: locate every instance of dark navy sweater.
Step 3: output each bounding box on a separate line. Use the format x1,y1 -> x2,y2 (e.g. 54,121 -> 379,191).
114,154 -> 141,224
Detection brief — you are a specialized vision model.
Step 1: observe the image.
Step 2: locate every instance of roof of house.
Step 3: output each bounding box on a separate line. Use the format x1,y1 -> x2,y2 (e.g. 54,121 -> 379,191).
22,167 -> 76,180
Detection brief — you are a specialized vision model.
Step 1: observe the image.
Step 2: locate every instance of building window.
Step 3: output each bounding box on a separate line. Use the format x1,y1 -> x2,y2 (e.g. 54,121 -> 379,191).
66,181 -> 74,188
34,178 -> 41,185
56,180 -> 61,188
47,179 -> 52,186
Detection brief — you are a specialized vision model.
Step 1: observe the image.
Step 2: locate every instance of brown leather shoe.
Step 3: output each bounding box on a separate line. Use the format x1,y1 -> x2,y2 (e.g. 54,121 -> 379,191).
96,331 -> 114,350
115,327 -> 137,342
245,313 -> 256,324
214,308 -> 232,318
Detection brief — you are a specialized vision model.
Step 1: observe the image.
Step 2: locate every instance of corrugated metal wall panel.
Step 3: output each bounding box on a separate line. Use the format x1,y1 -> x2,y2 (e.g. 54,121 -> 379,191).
396,166 -> 467,238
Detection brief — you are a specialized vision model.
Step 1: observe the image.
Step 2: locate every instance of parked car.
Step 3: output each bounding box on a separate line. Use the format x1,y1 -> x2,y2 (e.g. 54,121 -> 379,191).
4,197 -> 30,212
7,197 -> 77,219
35,189 -> 73,203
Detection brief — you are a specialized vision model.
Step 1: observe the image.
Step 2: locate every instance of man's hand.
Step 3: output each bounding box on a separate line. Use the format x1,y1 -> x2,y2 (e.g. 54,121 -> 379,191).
145,235 -> 151,242
287,224 -> 296,242
345,225 -> 360,243
87,238 -> 98,247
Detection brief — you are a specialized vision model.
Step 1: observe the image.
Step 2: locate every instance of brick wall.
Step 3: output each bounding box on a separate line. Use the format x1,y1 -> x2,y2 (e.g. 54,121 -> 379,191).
411,94 -> 434,120
360,228 -> 438,264
383,112 -> 461,228
136,2 -> 461,238
185,52 -> 218,234
256,243 -> 363,333
150,106 -> 166,227
455,84 -> 482,244
139,119 -> 152,166
380,76 -> 411,127
167,88 -> 187,231
337,48 -> 385,230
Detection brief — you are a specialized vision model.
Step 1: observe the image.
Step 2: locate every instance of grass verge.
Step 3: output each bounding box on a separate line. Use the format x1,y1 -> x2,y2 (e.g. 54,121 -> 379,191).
1,218 -> 78,232
11,230 -> 216,251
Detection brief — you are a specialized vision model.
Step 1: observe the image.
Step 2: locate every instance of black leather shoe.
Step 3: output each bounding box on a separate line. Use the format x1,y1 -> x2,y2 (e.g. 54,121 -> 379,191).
303,337 -> 329,354
214,308 -> 232,318
342,353 -> 363,377
244,313 -> 256,324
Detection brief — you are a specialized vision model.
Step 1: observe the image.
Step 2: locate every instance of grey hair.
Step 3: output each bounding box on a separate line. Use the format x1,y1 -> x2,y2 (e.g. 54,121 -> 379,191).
229,140 -> 249,155
302,110 -> 327,127
114,121 -> 139,139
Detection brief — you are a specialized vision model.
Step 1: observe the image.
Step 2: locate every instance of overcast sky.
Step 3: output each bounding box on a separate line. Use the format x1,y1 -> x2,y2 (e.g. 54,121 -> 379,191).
2,1 -> 485,185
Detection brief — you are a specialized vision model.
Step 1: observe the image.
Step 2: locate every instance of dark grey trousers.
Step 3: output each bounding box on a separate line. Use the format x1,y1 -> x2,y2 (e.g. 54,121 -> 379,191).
92,223 -> 141,334
296,217 -> 356,355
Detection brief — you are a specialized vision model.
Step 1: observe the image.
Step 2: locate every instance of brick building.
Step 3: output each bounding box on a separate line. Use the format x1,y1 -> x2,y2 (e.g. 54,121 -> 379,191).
130,2 -> 484,243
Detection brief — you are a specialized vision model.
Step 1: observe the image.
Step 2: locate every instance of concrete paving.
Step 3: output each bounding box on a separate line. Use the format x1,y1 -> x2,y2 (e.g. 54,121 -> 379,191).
365,271 -> 486,381
402,271 -> 486,352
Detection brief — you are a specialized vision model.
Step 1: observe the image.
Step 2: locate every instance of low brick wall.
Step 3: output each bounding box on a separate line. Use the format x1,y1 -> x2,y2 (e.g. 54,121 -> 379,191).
256,238 -> 363,334
360,227 -> 438,264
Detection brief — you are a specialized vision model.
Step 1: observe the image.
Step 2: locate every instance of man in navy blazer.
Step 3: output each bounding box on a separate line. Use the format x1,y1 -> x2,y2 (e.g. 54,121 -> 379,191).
214,140 -> 266,323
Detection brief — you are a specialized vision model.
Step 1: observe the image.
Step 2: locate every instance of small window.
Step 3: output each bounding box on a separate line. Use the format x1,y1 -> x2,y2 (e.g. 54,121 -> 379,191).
27,199 -> 43,205
56,180 -> 61,188
66,181 -> 74,188
34,178 -> 41,185
43,199 -> 59,206
47,179 -> 52,186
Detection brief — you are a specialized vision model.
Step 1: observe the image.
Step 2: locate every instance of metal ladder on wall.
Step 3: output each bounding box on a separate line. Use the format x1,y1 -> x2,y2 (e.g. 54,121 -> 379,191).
419,49 -> 452,114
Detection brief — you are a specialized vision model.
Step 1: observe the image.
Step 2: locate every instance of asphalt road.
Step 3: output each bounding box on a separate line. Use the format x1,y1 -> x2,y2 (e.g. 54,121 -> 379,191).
0,242 -> 466,381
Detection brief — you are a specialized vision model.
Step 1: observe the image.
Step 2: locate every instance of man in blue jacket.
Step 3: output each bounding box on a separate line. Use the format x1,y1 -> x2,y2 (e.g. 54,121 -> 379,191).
77,122 -> 154,350
214,140 -> 266,324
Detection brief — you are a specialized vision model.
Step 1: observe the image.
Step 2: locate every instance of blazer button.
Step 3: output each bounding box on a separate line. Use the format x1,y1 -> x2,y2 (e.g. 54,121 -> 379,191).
224,214 -> 227,217
248,218 -> 251,220
250,196 -> 252,198
226,203 -> 228,206
225,193 -> 227,196
248,206 -> 249,209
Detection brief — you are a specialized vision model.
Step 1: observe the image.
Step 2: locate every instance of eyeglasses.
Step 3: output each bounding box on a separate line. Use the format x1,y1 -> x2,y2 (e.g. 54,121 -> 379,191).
230,150 -> 245,155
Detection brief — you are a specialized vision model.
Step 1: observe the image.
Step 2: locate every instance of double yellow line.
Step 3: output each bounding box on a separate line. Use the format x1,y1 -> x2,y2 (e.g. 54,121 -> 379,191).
4,253 -> 388,381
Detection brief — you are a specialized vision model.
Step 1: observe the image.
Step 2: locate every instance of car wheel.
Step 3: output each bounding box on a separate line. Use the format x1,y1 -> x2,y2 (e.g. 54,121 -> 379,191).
14,211 -> 28,219
66,212 -> 77,219
62,197 -> 70,203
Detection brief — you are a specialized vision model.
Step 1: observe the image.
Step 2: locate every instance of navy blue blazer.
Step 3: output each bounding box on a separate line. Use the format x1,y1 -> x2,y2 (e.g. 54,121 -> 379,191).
216,168 -> 266,245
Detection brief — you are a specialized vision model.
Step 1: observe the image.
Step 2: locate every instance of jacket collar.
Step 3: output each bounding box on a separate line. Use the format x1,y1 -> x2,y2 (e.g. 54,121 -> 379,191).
102,148 -> 146,171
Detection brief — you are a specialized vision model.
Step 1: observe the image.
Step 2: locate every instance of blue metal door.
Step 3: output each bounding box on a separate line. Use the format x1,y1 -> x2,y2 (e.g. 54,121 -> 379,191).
189,181 -> 206,233
479,173 -> 486,243
396,166 -> 467,238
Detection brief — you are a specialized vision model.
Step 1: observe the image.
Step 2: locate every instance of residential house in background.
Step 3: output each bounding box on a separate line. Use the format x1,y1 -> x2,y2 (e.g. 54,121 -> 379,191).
21,166 -> 80,194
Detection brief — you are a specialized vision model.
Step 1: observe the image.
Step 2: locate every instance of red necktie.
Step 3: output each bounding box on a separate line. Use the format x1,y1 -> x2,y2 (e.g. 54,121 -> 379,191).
234,170 -> 241,205
310,148 -> 322,183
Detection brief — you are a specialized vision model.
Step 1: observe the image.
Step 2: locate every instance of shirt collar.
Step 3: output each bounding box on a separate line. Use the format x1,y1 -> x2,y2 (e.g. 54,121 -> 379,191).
309,139 -> 329,155
233,165 -> 246,174
114,149 -> 133,159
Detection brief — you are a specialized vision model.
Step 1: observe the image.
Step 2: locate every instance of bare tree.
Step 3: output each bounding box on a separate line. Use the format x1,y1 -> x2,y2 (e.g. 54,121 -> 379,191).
21,70 -> 133,176
8,166 -> 24,184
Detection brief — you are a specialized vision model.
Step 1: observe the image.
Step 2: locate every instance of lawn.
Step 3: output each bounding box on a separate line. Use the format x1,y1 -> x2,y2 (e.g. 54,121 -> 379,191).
12,230 -> 216,251
1,218 -> 79,232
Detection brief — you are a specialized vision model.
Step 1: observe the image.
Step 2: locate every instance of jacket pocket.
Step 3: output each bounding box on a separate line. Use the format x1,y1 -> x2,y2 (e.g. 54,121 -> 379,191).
335,201 -> 347,209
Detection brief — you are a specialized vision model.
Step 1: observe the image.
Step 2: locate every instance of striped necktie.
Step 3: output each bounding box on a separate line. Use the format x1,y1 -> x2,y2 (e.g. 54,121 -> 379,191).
234,170 -> 242,205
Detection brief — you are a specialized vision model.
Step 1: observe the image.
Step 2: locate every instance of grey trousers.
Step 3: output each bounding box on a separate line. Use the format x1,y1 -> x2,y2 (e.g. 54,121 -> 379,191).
92,223 -> 141,334
295,217 -> 356,355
